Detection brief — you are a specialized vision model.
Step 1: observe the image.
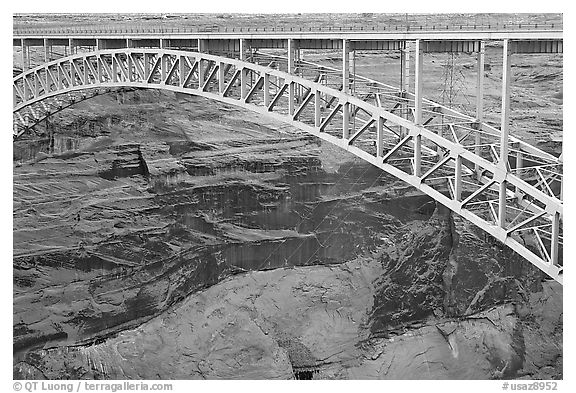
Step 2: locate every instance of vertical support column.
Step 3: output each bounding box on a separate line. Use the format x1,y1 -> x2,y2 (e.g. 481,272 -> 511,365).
239,39 -> 246,61
97,54 -> 102,83
474,131 -> 482,179
314,90 -> 321,127
96,39 -> 102,51
219,61 -> 226,94
70,58 -> 76,86
288,39 -> 296,115
500,39 -> 512,170
515,144 -> 523,197
246,40 -> 253,91
264,73 -> 271,106
342,39 -> 350,94
474,41 -> 486,177
112,55 -> 118,83
498,181 -> 507,228
401,41 -> 412,137
241,67 -> 248,100
45,59 -> 50,89
288,39 -> 295,73
559,154 -> 563,202
320,71 -> 326,110
143,53 -> 150,81
159,39 -> 165,49
550,211 -> 560,266
295,45 -> 301,102
403,41 -> 411,94
43,39 -> 49,62
414,134 -> 422,177
400,43 -> 406,91
342,102 -> 350,139
197,56 -> 204,89
473,123 -> 482,179
455,155 -> 463,201
476,41 -> 486,121
351,47 -> 356,96
126,53 -> 133,82
34,71 -> 39,97
274,65 -> 279,96
179,56 -> 185,86
414,39 -> 424,125
21,39 -> 27,71
288,81 -> 295,116
376,117 -> 384,158
83,58 -> 89,84
56,60 -> 62,89
22,73 -> 28,102
351,48 -> 356,130
68,38 -> 73,56
413,40 -> 424,181
160,54 -> 167,84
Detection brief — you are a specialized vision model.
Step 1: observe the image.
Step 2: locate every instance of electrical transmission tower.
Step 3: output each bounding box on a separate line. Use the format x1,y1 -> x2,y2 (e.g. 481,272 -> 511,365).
438,52 -> 473,116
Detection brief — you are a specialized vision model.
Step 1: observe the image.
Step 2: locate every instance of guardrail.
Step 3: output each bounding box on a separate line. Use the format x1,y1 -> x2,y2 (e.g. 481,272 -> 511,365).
13,22 -> 562,36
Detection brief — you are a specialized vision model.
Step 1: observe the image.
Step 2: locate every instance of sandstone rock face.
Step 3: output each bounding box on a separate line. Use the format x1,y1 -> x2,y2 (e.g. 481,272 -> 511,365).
13,90 -> 562,380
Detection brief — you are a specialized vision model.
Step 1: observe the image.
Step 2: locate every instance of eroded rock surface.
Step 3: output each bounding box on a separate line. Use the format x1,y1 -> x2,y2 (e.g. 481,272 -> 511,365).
14,90 -> 562,380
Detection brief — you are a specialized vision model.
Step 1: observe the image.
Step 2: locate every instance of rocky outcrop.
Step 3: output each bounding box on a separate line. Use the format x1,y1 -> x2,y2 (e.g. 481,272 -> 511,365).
13,90 -> 562,380
369,205 -> 453,334
14,236 -> 562,380
13,92 -> 425,354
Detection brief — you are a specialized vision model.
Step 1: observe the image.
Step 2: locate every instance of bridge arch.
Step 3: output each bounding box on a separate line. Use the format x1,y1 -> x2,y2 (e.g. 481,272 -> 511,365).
13,49 -> 563,283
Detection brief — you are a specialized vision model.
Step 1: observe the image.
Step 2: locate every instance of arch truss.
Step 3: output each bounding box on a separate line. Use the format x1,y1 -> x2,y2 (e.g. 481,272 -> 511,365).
13,49 -> 563,283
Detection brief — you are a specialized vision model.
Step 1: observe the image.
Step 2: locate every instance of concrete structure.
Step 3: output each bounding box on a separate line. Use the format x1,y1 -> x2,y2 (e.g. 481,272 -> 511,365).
12,27 -> 563,283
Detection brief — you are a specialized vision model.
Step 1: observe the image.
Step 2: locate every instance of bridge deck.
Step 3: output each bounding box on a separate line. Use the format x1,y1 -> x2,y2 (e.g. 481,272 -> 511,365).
14,28 -> 563,42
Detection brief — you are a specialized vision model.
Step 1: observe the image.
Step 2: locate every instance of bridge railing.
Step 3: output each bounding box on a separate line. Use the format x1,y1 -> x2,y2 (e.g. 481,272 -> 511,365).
12,22 -> 562,36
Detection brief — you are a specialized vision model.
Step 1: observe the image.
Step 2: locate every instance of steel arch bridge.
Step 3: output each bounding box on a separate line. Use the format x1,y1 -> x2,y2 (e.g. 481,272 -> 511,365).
13,48 -> 563,284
